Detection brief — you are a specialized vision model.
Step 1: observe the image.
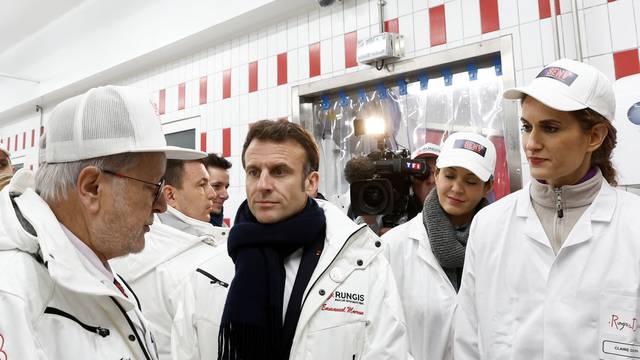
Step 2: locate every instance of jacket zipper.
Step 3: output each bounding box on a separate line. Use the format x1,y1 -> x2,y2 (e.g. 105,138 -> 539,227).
196,268 -> 229,287
44,307 -> 110,337
110,297 -> 153,360
553,188 -> 564,252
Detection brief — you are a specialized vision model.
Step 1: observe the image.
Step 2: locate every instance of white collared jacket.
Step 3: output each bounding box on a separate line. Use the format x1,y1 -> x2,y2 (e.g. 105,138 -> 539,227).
382,213 -> 455,360
0,188 -> 158,360
110,209 -> 228,360
455,181 -> 640,359
171,199 -> 411,360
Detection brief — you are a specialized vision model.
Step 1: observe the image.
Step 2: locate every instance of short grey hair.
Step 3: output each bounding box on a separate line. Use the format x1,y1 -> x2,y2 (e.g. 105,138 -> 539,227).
35,153 -> 140,203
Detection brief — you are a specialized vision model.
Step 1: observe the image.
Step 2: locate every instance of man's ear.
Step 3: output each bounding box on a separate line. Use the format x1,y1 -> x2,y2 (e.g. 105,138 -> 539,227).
163,185 -> 178,208
306,171 -> 320,195
76,166 -> 103,214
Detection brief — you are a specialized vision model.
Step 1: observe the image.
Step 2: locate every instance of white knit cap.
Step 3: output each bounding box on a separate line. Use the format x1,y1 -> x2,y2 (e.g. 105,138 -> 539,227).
436,132 -> 496,182
45,85 -> 205,163
504,58 -> 615,121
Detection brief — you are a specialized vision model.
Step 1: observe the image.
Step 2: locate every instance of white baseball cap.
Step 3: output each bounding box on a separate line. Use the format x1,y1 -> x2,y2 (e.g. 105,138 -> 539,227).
436,132 -> 496,182
504,58 -> 615,121
411,143 -> 441,160
45,85 -> 205,163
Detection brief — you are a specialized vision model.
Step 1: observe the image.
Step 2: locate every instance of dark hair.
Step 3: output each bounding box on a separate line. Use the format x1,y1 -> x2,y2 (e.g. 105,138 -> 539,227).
204,153 -> 232,170
164,159 -> 205,188
572,108 -> 618,186
242,119 -> 319,175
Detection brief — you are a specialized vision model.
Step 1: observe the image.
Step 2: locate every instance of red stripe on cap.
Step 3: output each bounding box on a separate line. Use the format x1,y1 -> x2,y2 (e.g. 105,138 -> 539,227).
344,31 -> 358,68
199,76 -> 207,105
613,49 -> 640,80
309,42 -> 321,78
222,128 -> 231,157
200,132 -> 207,152
14,135 -> 18,151
384,18 -> 399,33
22,132 -> 26,150
480,0 -> 500,33
429,5 -> 446,46
159,89 -> 166,115
6,137 -> 10,151
223,69 -> 231,99
249,61 -> 258,93
31,129 -> 35,147
277,52 -> 288,86
178,82 -> 186,110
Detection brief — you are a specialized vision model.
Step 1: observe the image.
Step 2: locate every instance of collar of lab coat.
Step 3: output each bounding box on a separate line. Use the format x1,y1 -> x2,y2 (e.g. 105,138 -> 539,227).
111,214 -> 228,281
6,189 -> 138,309
516,179 -> 616,249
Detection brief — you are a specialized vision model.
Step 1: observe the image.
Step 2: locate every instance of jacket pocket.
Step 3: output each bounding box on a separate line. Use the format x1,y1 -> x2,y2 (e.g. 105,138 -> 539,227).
599,293 -> 640,360
44,307 -> 110,337
196,268 -> 229,287
304,321 -> 366,360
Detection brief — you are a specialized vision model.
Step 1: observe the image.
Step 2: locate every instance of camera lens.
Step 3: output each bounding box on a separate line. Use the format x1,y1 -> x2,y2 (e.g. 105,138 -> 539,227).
360,182 -> 390,214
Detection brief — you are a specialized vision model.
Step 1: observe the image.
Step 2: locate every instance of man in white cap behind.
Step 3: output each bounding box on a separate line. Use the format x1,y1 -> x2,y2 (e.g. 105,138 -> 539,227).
0,148 -> 14,190
0,86 -> 205,359
406,143 -> 441,220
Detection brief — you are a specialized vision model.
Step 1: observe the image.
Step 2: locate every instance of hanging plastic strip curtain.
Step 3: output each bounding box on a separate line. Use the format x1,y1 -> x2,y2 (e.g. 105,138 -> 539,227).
312,58 -> 510,201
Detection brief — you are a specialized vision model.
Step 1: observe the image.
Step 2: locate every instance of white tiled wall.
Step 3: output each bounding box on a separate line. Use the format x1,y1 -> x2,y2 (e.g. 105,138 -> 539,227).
3,0 -> 640,223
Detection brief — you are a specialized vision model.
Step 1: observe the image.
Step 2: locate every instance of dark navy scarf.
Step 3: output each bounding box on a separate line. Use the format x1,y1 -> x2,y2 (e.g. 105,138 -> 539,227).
218,198 -> 326,360
210,208 -> 225,227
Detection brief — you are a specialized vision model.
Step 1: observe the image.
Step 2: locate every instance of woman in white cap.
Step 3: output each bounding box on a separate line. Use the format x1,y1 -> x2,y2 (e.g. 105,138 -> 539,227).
383,132 -> 496,360
455,58 -> 640,359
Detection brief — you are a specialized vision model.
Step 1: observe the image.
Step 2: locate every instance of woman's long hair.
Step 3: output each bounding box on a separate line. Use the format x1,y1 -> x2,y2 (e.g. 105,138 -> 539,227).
572,108 -> 618,186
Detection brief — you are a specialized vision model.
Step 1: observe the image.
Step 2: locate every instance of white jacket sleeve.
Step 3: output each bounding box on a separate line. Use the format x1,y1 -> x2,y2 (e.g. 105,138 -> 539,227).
454,218 -> 481,360
361,255 -> 412,359
0,292 -> 44,360
171,280 -> 199,360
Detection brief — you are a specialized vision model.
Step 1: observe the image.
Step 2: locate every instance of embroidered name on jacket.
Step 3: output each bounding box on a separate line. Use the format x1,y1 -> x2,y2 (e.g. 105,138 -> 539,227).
321,291 -> 366,316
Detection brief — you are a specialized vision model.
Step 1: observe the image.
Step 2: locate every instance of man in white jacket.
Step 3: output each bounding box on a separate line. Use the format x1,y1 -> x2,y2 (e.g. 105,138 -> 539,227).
213,119 -> 409,360
0,85 -> 204,359
111,158 -> 229,360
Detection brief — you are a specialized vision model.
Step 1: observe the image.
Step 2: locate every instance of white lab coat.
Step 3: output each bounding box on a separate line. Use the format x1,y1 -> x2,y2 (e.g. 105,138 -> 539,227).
171,199 -> 411,359
0,188 -> 158,360
455,181 -> 640,360
111,212 -> 228,360
383,213 -> 455,360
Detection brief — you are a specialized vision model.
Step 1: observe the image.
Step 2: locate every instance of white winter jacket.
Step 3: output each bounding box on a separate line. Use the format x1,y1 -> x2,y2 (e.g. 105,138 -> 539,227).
171,199 -> 411,359
455,181 -> 640,360
383,213 -> 455,360
111,209 -> 228,360
0,188 -> 158,360
171,243 -> 235,360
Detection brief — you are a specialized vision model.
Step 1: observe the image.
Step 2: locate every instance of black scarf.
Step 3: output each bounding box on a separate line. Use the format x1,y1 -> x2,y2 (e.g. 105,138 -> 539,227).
422,188 -> 487,291
210,208 -> 224,227
218,198 -> 326,360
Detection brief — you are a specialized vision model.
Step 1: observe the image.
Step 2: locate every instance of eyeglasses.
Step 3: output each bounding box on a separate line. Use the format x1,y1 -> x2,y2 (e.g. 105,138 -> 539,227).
101,169 -> 165,204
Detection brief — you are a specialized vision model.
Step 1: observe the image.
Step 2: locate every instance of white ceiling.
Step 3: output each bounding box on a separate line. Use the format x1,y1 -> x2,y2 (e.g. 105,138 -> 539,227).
0,0 -> 88,54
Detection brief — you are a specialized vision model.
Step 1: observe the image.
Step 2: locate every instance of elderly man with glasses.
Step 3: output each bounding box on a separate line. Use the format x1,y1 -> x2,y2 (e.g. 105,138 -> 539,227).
0,85 -> 204,360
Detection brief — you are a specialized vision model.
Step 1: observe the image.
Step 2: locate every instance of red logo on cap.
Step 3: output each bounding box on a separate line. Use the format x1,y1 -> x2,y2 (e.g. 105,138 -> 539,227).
453,139 -> 487,157
536,66 -> 578,86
